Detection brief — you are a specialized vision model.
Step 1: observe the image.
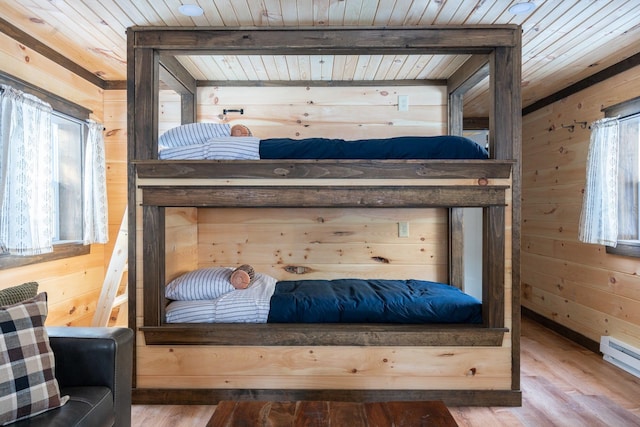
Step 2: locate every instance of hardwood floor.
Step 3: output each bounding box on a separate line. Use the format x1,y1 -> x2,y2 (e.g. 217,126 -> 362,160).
131,316 -> 640,426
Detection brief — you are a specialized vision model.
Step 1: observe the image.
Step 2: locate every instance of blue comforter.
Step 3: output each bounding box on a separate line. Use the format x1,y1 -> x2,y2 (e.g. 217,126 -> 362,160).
259,136 -> 488,160
267,279 -> 482,324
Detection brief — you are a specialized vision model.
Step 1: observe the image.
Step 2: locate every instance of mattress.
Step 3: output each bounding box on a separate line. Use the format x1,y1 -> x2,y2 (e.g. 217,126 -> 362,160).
157,124 -> 489,160
165,273 -> 482,324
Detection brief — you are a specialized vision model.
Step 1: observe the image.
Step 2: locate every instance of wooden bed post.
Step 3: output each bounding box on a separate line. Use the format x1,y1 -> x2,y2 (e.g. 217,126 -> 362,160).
490,37 -> 522,392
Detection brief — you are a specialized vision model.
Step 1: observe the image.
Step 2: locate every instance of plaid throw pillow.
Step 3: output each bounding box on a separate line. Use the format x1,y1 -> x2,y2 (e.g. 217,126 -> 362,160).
0,282 -> 39,306
0,293 -> 68,425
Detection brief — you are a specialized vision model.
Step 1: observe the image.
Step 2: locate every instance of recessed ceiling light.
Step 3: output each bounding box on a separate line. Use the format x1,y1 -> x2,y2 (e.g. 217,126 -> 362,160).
179,4 -> 204,17
508,2 -> 536,15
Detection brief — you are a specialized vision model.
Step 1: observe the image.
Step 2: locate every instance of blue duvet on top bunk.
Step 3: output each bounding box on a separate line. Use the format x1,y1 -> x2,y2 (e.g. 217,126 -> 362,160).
267,279 -> 482,324
259,136 -> 489,160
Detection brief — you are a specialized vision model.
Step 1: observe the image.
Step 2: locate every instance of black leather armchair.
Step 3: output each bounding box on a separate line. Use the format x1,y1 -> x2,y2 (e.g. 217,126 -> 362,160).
12,327 -> 134,427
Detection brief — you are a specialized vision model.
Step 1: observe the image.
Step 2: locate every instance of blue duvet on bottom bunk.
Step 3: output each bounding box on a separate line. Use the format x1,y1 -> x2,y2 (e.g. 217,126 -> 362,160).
164,268 -> 482,324
268,279 -> 482,323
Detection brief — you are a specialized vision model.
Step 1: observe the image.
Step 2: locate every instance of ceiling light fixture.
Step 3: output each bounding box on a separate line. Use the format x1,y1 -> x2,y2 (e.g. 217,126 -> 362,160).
508,2 -> 536,15
179,4 -> 204,17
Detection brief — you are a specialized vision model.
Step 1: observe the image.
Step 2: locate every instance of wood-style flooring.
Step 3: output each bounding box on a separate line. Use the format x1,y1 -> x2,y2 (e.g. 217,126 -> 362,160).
131,316 -> 640,427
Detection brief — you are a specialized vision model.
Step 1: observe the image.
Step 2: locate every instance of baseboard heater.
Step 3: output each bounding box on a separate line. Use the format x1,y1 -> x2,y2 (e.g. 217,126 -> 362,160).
600,336 -> 640,379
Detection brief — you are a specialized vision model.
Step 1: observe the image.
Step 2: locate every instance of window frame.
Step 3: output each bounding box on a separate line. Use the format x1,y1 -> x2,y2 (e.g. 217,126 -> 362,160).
0,72 -> 92,268
602,96 -> 640,258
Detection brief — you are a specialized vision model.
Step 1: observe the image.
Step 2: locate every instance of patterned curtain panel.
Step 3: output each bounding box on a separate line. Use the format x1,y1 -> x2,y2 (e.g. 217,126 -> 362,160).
0,85 -> 54,255
579,117 -> 620,246
83,119 -> 108,244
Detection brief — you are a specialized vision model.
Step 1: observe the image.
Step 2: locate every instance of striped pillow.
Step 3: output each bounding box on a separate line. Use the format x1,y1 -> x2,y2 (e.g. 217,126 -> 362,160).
165,267 -> 235,301
0,293 -> 69,425
165,272 -> 277,323
158,123 -> 231,149
205,136 -> 260,160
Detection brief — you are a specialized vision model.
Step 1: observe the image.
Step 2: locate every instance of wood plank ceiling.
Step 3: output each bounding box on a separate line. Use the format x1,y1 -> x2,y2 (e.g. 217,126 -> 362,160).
2,1 -> 640,117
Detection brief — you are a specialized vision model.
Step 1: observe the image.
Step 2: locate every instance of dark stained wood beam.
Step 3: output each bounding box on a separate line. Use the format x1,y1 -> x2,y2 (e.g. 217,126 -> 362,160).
131,26 -> 519,54
0,16 -> 106,89
140,185 -> 509,208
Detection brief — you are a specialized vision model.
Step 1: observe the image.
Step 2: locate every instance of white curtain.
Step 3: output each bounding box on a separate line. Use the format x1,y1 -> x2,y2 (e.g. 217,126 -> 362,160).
0,85 -> 54,255
83,119 -> 108,244
578,117 -> 620,246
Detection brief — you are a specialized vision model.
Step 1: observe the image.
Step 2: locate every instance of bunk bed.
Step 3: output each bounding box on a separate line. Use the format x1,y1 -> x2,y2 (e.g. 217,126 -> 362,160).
128,26 -> 522,406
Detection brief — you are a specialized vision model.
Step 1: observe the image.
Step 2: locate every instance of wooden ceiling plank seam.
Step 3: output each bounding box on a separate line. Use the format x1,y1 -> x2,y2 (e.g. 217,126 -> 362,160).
8,0 -> 124,79
519,0 -> 596,69
395,54 -> 424,80
221,55 -> 249,80
342,0 -> 365,26
382,54 -> 408,80
433,0 -> 469,25
195,56 -> 228,81
331,55 -> 346,81
364,54 -> 384,81
157,0 -> 197,26
522,0 -> 640,88
327,0 -> 348,26
226,0 -> 256,26
279,0 -> 298,26
293,0 -> 314,26
415,0 -> 443,25
401,0 -> 428,26
212,0 -> 240,26
111,0 -> 156,25
64,0 -> 130,52
373,55 -> 399,81
273,54 -> 291,81
373,0 -> 399,26
175,56 -> 207,81
320,55 -> 335,81
357,0 -> 379,25
236,55 -> 261,81
248,55 -> 270,81
139,0 -> 179,26
261,0 -> 284,27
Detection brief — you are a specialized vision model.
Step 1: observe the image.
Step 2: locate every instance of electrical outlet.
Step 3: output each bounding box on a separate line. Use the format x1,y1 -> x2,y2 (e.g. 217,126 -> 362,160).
398,95 -> 409,111
398,221 -> 409,238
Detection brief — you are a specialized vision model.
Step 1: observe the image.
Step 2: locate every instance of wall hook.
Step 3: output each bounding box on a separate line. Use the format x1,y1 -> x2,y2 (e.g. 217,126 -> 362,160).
560,123 -> 575,132
574,120 -> 589,129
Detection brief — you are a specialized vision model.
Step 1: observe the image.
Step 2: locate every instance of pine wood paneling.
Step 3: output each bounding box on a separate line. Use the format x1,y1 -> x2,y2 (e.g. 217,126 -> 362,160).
0,30 -> 112,327
522,64 -> 640,350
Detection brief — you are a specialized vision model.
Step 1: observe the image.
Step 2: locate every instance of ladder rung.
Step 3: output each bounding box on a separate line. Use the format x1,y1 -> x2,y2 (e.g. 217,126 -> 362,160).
112,293 -> 128,307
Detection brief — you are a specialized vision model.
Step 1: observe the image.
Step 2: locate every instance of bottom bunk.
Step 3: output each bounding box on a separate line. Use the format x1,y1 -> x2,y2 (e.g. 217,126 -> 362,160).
133,160 -> 518,406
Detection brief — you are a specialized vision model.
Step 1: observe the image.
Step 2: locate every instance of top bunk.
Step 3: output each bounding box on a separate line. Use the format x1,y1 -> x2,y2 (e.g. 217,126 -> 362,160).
128,26 -> 522,182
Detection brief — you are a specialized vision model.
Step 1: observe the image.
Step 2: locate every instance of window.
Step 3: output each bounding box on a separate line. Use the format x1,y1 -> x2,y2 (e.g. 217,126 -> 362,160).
0,74 -> 91,268
604,97 -> 640,257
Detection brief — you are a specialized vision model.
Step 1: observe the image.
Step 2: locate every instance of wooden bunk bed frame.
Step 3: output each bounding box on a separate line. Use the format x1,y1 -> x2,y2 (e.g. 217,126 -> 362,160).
128,26 -> 522,406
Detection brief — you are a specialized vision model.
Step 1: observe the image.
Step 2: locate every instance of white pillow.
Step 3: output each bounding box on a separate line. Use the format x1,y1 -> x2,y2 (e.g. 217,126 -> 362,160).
210,272 -> 276,322
205,136 -> 260,160
158,123 -> 231,149
165,272 -> 277,323
165,267 -> 235,300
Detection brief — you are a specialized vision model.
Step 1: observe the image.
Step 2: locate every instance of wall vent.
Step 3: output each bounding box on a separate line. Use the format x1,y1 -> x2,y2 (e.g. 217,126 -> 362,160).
600,336 -> 640,379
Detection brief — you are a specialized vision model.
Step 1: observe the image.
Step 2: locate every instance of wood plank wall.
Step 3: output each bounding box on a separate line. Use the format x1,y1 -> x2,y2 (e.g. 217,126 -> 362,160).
522,64 -> 640,349
160,85 -> 449,283
0,31 -> 125,326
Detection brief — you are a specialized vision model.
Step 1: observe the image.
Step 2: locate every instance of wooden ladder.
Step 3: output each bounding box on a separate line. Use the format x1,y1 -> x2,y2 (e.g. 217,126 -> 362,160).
92,208 -> 128,327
